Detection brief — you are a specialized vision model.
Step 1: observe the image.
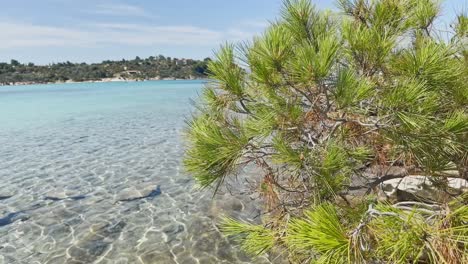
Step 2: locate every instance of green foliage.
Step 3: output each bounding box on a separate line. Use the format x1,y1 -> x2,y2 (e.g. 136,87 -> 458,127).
184,114 -> 249,188
371,0 -> 412,34
184,0 -> 468,262
391,38 -> 465,102
286,203 -> 351,263
370,202 -> 468,263
454,13 -> 468,38
272,134 -> 305,169
412,0 -> 440,32
289,33 -> 340,84
0,55 -> 210,85
444,110 -> 468,135
333,68 -> 373,109
243,106 -> 277,138
208,44 -> 245,97
308,141 -> 354,198
220,217 -> 276,255
281,0 -> 317,42
380,78 -> 437,114
341,19 -> 396,73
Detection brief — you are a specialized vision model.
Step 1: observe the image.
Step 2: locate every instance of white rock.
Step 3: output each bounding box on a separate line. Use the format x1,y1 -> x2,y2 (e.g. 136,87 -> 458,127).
381,175 -> 468,201
448,178 -> 468,190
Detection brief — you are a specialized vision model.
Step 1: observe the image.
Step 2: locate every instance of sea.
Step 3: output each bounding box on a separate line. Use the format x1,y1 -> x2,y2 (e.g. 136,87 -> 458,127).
0,81 -> 270,264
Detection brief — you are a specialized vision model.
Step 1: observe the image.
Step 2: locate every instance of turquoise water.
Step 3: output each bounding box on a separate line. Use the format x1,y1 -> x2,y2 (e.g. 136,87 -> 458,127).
0,81 -> 198,132
0,81 -> 267,264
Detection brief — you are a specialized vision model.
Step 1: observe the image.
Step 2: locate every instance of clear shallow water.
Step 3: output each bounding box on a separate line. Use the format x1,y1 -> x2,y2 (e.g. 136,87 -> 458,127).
0,81 -> 268,264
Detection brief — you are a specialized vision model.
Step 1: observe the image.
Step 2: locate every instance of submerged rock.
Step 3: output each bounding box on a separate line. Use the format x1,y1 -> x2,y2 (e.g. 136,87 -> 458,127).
140,251 -> 176,264
162,223 -> 185,236
0,195 -> 13,201
44,190 -> 86,201
0,211 -> 29,227
0,191 -> 14,201
67,221 -> 126,263
115,185 -> 161,202
44,195 -> 86,201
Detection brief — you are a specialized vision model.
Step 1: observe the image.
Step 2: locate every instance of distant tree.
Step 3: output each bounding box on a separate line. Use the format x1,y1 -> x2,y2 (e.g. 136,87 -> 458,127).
192,61 -> 209,76
0,54 -> 208,84
184,0 -> 468,263
10,59 -> 20,66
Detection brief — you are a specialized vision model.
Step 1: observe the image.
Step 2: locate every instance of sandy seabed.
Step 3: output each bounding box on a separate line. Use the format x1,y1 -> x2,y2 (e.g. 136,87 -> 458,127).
0,89 -> 272,264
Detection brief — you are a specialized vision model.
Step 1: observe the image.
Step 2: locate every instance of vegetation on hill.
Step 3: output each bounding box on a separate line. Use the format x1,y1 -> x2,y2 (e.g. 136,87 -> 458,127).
0,55 -> 211,85
184,0 -> 468,263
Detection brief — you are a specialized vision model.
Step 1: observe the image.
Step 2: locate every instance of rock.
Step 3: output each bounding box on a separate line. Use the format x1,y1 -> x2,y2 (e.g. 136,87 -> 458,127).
249,192 -> 260,200
216,240 -> 236,262
140,251 -> 176,264
45,190 -> 67,199
44,195 -> 86,201
162,224 -> 185,244
94,221 -> 126,240
0,255 -> 17,264
441,170 -> 461,177
235,249 -> 252,262
196,254 -> 219,264
254,257 -> 274,264
187,217 -> 216,237
210,195 -> 244,216
381,175 -> 468,202
0,194 -> 13,201
447,177 -> 468,190
43,254 -> 67,264
174,252 -> 198,264
0,211 -> 29,227
162,224 -> 185,236
48,224 -> 71,238
115,185 -> 161,202
335,194 -> 367,208
67,221 -> 126,263
193,234 -> 216,254
44,190 -> 86,201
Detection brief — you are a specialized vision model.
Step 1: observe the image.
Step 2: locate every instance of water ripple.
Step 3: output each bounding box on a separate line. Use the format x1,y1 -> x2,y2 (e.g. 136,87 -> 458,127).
0,82 -> 271,263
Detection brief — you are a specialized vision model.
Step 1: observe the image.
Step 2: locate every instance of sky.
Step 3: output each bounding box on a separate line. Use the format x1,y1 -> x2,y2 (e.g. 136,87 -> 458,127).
0,0 -> 465,65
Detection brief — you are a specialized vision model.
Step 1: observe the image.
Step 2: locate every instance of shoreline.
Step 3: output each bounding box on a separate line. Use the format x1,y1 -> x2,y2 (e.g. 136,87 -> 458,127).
0,77 -> 208,87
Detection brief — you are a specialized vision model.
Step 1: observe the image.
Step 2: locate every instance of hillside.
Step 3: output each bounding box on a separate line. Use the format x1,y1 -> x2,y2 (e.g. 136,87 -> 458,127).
0,55 -> 211,85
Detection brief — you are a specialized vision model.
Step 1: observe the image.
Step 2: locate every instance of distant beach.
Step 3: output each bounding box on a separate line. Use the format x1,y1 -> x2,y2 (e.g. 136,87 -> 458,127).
0,77 -> 209,87
0,55 -> 211,87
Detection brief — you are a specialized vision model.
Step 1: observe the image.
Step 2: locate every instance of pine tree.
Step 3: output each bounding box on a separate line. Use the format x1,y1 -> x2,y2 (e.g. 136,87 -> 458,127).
184,0 -> 468,263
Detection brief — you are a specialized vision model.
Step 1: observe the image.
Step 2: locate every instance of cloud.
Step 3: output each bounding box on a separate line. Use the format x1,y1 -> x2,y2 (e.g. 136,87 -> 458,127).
87,3 -> 153,18
94,23 -> 224,45
0,21 -> 258,49
0,22 -> 90,49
